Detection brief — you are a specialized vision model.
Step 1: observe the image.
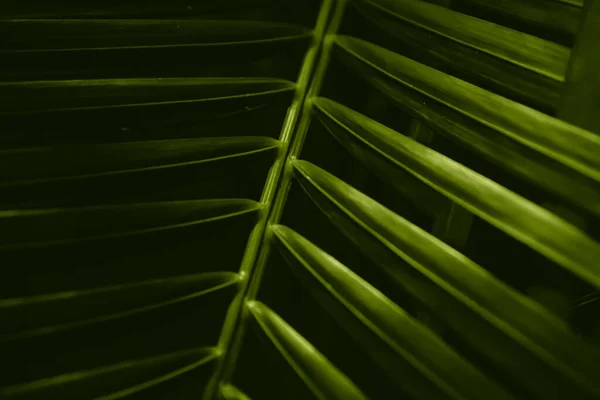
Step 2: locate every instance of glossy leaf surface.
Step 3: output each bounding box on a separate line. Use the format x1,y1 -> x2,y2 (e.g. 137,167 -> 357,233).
333,35 -> 600,183
353,0 -> 569,80
247,300 -> 371,400
272,224 -> 514,400
308,98 -> 600,289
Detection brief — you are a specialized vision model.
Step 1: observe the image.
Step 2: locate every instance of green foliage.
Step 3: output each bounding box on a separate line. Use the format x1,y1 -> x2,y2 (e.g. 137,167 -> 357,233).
1,0 -> 599,399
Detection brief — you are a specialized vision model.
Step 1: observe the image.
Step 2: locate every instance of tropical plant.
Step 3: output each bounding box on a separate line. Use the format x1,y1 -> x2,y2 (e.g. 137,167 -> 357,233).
1,0 -> 600,399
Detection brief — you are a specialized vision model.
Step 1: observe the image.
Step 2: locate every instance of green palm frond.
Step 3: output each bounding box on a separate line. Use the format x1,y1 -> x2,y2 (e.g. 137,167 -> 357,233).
1,0 -> 600,399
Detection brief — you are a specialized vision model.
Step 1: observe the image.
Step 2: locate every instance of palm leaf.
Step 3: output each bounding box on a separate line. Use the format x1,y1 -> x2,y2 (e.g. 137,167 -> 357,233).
1,0 -> 599,399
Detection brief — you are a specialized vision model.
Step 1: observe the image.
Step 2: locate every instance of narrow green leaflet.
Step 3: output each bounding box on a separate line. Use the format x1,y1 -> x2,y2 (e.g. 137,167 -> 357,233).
0,80 -> 295,148
0,20 -> 312,51
559,0 -> 584,7
0,20 -> 313,81
0,78 -> 296,114
0,199 -> 262,248
2,348 -> 220,399
333,35 -> 600,182
309,97 -> 600,290
0,137 -> 280,182
348,0 -> 566,110
247,300 -> 371,400
272,224 -> 514,400
0,137 -> 280,208
1,272 -> 241,339
449,0 -> 581,37
352,0 -> 569,80
311,101 -> 450,219
0,0 -> 286,19
220,383 -> 253,400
